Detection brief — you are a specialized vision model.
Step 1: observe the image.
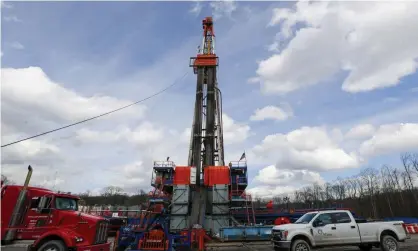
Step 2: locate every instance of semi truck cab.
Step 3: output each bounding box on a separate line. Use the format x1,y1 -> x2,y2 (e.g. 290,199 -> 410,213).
1,166 -> 111,251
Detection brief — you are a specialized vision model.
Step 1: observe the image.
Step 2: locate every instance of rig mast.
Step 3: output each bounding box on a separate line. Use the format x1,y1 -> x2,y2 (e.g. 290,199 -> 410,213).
188,16 -> 225,227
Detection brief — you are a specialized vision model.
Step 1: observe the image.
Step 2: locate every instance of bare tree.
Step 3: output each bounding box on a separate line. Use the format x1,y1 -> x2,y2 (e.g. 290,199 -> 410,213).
101,186 -> 124,197
401,153 -> 416,190
411,153 -> 418,176
1,174 -> 15,185
380,166 -> 394,217
360,168 -> 379,218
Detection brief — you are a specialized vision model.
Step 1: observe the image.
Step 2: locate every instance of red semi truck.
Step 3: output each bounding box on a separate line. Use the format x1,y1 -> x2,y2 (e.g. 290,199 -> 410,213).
1,166 -> 111,251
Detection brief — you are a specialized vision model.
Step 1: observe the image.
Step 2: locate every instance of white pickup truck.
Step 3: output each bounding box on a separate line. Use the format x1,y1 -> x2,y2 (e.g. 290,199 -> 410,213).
271,210 -> 409,251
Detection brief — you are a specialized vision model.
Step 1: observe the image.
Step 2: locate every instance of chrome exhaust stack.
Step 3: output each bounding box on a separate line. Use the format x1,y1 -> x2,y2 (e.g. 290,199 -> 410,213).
4,165 -> 33,244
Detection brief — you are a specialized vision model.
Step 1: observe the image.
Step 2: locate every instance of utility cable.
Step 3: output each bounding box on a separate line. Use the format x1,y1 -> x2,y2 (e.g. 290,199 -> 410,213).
1,72 -> 189,148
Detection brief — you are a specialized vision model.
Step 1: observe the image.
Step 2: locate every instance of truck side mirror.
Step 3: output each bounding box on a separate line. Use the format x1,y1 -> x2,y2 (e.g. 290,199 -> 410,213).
313,220 -> 325,227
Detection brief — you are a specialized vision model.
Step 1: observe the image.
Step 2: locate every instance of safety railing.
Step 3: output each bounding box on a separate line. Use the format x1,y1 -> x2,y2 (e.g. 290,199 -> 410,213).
230,190 -> 246,200
153,161 -> 175,169
151,175 -> 174,186
228,161 -> 247,168
231,176 -> 247,184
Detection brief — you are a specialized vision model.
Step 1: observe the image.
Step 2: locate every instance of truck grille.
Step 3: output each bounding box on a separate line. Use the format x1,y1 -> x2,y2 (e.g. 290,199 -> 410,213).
271,230 -> 282,241
94,220 -> 109,244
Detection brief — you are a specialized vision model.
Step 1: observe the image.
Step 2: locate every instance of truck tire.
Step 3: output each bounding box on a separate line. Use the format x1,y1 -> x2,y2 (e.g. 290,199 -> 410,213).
380,235 -> 398,251
359,244 -> 373,251
37,240 -> 67,251
291,239 -> 311,251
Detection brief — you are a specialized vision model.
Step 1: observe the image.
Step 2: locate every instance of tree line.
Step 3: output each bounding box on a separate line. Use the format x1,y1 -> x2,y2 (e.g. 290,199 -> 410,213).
77,186 -> 149,207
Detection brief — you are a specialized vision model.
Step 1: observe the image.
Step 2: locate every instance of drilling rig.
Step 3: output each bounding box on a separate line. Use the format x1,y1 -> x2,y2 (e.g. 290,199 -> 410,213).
114,17 -> 267,251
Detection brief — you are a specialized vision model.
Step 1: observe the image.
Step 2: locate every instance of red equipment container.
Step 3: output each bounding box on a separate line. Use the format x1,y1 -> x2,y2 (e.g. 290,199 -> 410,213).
174,166 -> 191,185
204,166 -> 230,186
274,216 -> 291,225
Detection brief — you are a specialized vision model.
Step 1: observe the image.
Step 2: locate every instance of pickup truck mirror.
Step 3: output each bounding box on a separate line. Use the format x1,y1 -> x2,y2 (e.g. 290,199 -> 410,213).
313,220 -> 325,227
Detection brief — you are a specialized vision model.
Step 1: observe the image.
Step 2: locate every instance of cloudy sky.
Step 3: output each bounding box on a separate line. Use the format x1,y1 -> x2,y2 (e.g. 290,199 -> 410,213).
1,1 -> 418,198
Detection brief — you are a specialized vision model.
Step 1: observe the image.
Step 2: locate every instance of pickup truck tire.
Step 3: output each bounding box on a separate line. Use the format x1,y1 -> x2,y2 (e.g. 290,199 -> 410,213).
37,240 -> 67,251
381,235 -> 398,251
291,239 -> 311,251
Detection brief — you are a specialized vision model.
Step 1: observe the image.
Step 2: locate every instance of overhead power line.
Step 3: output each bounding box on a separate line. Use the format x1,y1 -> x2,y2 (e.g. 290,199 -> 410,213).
1,72 -> 189,148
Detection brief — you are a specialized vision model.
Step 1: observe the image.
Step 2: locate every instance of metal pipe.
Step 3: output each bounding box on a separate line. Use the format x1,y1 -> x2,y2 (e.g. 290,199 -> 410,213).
4,165 -> 33,243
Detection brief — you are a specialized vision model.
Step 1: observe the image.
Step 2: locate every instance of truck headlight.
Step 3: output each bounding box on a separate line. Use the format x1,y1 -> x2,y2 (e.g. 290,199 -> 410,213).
75,237 -> 84,242
281,231 -> 288,240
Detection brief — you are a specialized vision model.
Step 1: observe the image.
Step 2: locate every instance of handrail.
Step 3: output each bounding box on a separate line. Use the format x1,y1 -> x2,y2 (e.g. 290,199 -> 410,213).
228,161 -> 247,168
153,161 -> 175,168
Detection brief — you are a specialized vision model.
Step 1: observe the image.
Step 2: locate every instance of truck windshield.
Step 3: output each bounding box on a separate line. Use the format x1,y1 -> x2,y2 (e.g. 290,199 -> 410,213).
55,197 -> 78,211
294,213 -> 317,224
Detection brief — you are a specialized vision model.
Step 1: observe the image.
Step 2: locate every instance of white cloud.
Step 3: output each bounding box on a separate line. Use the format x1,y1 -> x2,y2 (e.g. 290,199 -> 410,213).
1,136 -> 61,166
253,1 -> 418,94
106,161 -> 152,192
210,0 -> 237,20
1,67 -> 146,132
250,105 -> 292,121
1,1 -> 13,8
8,41 -> 24,50
75,122 -> 164,146
247,165 -> 325,199
267,41 -> 280,52
252,126 -> 361,172
222,114 -> 250,144
189,1 -> 203,15
4,15 -> 22,22
254,165 -> 324,187
247,185 -> 296,199
383,97 -> 399,103
345,124 -> 375,140
359,123 -> 418,157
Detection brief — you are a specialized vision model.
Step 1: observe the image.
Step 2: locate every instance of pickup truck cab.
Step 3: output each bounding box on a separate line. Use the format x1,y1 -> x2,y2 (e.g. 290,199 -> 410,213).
271,210 -> 409,251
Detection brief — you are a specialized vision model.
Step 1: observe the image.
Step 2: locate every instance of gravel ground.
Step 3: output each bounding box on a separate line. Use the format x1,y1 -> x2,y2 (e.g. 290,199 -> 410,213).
108,234 -> 418,251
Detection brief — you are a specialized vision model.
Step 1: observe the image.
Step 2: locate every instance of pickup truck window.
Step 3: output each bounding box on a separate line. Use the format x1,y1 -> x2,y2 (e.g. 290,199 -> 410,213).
315,213 -> 333,225
294,213 -> 317,224
331,212 -> 352,223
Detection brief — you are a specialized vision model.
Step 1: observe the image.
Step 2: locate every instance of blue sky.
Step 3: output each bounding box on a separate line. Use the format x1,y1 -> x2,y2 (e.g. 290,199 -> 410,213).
2,1 -> 418,197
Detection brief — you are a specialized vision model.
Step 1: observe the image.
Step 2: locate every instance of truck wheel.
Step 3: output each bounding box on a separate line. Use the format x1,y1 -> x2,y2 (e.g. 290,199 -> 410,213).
381,235 -> 398,251
291,239 -> 310,251
38,240 -> 67,251
359,244 -> 373,251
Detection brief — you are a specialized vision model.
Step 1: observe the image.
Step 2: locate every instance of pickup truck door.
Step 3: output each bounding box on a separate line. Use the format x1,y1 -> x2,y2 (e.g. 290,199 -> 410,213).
330,212 -> 361,244
312,213 -> 339,246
